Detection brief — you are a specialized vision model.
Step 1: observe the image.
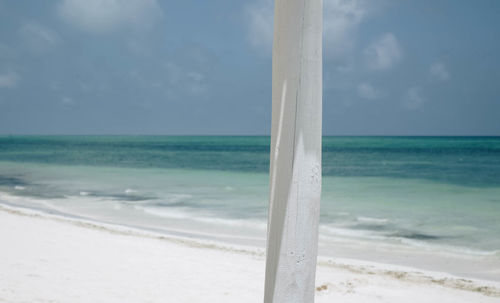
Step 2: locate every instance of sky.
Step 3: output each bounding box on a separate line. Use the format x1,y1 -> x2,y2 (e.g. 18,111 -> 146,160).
0,0 -> 499,135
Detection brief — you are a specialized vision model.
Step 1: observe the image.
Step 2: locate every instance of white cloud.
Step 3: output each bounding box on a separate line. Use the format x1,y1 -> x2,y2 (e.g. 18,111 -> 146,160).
356,83 -> 379,100
404,87 -> 425,110
245,0 -> 381,58
18,22 -> 59,52
365,33 -> 402,70
0,72 -> 20,88
245,0 -> 274,55
323,0 -> 371,58
57,0 -> 163,34
429,62 -> 450,81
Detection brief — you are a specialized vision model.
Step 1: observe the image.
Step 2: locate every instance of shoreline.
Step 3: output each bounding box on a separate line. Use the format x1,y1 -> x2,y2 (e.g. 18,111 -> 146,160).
1,203 -> 499,302
2,192 -> 499,282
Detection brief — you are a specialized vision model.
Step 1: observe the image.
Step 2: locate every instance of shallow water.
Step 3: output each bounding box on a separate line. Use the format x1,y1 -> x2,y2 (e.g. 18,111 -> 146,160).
1,136 -> 499,280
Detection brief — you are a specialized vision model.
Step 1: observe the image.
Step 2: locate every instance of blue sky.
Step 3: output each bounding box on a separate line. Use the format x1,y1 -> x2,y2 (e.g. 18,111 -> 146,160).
0,0 -> 499,135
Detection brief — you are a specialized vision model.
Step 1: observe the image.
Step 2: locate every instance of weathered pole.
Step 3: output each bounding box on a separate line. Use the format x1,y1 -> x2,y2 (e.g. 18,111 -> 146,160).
264,0 -> 322,302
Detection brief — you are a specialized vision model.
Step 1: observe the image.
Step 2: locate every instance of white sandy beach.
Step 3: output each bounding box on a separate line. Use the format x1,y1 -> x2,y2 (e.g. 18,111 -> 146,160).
1,204 -> 499,303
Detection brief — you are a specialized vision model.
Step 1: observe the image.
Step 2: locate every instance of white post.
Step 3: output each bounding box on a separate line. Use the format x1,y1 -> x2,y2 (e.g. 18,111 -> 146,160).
264,0 -> 322,302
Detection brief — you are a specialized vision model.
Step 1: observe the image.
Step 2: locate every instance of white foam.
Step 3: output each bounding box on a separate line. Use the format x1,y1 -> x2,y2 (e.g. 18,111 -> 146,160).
136,206 -> 267,230
0,191 -> 59,212
14,186 -> 26,190
196,216 -> 267,230
398,238 -> 500,257
135,206 -> 191,219
320,225 -> 385,240
357,216 -> 389,224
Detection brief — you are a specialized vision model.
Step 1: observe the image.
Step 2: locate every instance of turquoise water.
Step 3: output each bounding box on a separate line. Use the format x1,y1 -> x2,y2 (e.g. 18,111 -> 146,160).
1,136 -> 499,185
1,136 -> 500,278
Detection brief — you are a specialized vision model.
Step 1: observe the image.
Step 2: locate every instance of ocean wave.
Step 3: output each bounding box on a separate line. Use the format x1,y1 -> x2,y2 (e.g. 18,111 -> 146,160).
320,225 -> 387,240
320,223 -> 499,257
391,231 -> 441,240
136,206 -> 192,219
166,193 -> 193,203
151,194 -> 194,207
398,238 -> 500,257
0,175 -> 28,186
0,191 -> 62,213
2,188 -> 498,260
136,205 -> 267,230
357,216 -> 389,224
74,191 -> 155,202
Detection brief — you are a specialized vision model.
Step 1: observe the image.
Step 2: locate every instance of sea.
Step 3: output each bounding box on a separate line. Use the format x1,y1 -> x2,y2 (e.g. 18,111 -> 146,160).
1,136 -> 499,280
